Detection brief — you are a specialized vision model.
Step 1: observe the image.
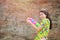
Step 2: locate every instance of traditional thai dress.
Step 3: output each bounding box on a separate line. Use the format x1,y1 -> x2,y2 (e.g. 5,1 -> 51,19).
34,18 -> 50,40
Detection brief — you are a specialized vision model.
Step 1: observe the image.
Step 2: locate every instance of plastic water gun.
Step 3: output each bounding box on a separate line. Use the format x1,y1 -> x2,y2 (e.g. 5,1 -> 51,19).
28,18 -> 41,27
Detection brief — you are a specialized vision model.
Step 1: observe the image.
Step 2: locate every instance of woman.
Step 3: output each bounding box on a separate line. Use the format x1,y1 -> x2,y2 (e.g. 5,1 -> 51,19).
26,9 -> 51,40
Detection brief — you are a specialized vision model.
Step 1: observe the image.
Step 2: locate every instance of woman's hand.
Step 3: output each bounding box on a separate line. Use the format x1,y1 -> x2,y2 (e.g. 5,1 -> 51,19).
26,17 -> 31,23
26,17 -> 38,29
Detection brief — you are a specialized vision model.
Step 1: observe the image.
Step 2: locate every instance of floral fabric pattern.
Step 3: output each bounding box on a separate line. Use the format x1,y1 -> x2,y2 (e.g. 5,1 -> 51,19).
34,18 -> 50,40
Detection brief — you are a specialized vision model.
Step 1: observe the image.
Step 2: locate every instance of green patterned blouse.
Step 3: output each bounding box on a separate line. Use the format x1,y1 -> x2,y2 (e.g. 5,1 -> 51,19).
34,18 -> 50,40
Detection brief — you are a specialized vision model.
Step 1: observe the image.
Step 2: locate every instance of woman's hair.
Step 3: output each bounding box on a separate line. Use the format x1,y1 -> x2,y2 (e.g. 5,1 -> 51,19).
40,9 -> 52,29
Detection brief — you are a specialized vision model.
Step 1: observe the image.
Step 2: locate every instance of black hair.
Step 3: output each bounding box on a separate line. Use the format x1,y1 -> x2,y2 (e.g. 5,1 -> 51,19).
40,10 -> 52,29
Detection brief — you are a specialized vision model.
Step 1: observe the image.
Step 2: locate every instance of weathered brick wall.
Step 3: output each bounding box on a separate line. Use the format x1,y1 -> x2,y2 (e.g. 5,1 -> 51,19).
0,0 -> 60,40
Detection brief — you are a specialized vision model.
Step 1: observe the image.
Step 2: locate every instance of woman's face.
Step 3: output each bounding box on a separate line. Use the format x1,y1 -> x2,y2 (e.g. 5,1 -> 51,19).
39,12 -> 46,18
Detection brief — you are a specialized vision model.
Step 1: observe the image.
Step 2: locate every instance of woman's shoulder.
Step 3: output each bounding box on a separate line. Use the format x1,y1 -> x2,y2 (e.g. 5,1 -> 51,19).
46,18 -> 50,24
42,18 -> 50,23
42,18 -> 49,21
44,18 -> 50,21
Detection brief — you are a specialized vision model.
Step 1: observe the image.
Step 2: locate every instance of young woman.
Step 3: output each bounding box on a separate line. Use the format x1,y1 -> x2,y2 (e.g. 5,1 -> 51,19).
26,9 -> 51,40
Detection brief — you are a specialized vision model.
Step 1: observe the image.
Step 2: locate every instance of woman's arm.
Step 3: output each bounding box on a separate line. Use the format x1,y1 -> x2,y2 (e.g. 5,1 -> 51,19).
27,20 -> 43,32
37,25 -> 43,32
26,17 -> 43,32
26,19 -> 38,29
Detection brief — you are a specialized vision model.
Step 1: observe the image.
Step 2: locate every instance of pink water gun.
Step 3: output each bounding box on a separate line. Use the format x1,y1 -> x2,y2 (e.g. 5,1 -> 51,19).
28,17 -> 40,27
